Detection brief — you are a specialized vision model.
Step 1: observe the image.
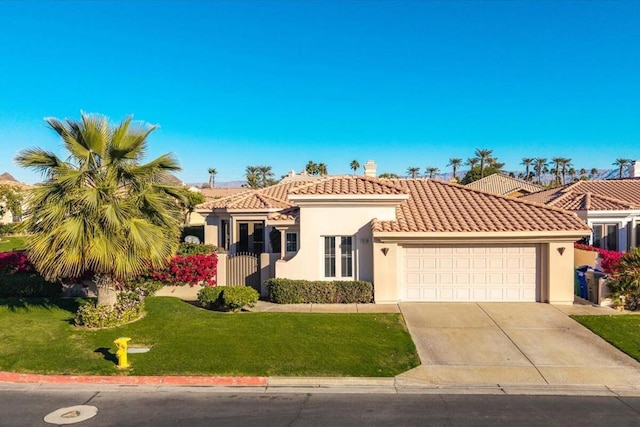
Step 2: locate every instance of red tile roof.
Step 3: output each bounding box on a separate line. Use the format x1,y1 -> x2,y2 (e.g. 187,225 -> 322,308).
372,179 -> 590,233
289,175 -> 409,196
465,173 -> 543,196
520,179 -> 640,211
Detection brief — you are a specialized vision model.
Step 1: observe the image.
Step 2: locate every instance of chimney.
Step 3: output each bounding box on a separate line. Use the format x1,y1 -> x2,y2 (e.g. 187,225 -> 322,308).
363,160 -> 377,177
631,160 -> 640,178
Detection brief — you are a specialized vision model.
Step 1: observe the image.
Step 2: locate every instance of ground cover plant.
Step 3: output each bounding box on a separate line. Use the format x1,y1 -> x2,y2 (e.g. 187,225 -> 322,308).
0,296 -> 419,377
572,315 -> 640,362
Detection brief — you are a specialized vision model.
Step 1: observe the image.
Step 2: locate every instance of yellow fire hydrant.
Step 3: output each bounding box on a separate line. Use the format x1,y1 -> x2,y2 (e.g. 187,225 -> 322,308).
114,337 -> 132,369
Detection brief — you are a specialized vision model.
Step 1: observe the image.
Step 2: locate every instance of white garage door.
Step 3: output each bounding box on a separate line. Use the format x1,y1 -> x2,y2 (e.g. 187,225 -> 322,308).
401,244 -> 538,302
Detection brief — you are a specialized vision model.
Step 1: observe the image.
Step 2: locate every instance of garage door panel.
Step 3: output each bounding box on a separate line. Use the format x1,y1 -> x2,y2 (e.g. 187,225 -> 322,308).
401,244 -> 538,302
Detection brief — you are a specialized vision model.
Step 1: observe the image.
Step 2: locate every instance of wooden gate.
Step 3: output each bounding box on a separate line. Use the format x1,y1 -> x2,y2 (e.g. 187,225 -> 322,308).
226,252 -> 260,291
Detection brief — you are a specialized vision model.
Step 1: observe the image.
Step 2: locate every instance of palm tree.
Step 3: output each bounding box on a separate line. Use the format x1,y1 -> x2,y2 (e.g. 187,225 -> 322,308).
579,168 -> 587,180
257,165 -> 275,187
378,173 -> 399,178
305,161 -> 319,175
612,158 -> 631,178
474,148 -> 493,178
521,158 -> 533,181
551,157 -> 562,186
207,167 -> 217,189
15,113 -> 183,306
244,166 -> 260,188
590,168 -> 599,179
317,163 -> 328,176
534,157 -> 548,185
465,157 -> 479,169
560,158 -> 572,185
349,160 -> 360,176
406,167 -> 420,178
425,166 -> 439,178
568,167 -> 576,182
447,158 -> 462,181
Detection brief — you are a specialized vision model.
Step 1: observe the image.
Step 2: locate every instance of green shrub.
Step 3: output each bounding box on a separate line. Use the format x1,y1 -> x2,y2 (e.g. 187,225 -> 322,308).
197,286 -> 225,308
74,291 -> 145,328
0,223 -> 17,237
0,273 -> 62,297
220,286 -> 259,312
334,281 -> 374,303
123,277 -> 165,296
265,279 -> 373,304
177,243 -> 226,255
607,248 -> 640,310
197,286 -> 258,312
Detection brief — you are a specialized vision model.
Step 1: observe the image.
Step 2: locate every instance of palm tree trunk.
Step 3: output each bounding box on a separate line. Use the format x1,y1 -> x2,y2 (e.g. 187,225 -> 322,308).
96,274 -> 119,306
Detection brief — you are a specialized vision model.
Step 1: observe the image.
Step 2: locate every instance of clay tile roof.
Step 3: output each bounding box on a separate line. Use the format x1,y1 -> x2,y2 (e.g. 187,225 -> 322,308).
372,179 -> 590,233
289,175 -> 409,196
267,207 -> 299,221
466,173 -> 543,196
197,180 -> 310,210
520,178 -> 640,211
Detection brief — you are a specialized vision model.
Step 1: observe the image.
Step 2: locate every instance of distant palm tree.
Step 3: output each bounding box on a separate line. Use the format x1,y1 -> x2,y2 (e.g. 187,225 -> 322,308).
612,158 -> 631,178
474,148 -> 493,178
590,168 -> 599,179
378,173 -> 399,179
258,165 -> 275,187
15,113 -> 183,306
208,167 -> 217,189
317,163 -> 328,176
568,167 -> 576,182
447,158 -> 462,181
305,161 -> 319,175
425,166 -> 440,178
534,157 -> 548,185
406,167 -> 420,178
349,160 -> 360,176
521,158 -> 533,181
579,168 -> 587,180
560,158 -> 572,185
465,157 -> 479,168
244,166 -> 260,188
551,157 -> 562,186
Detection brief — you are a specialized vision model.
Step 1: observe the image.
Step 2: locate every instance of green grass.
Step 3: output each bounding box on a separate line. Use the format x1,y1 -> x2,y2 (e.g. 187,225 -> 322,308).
0,236 -> 26,252
0,297 -> 419,377
573,315 -> 640,362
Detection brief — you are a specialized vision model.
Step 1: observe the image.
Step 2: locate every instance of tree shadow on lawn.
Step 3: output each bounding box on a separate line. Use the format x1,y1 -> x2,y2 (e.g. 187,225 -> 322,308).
1,297 -> 81,324
94,347 -> 118,366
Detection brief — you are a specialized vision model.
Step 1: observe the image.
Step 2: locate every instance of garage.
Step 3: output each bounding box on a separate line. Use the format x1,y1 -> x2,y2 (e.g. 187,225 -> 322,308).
401,244 -> 539,302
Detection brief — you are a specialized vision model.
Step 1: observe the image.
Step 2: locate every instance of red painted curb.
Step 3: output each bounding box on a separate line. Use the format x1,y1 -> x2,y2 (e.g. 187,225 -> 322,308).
0,372 -> 268,387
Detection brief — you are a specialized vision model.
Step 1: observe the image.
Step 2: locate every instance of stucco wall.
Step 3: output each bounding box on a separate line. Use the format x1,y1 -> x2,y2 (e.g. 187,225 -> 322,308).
275,204 -> 396,281
204,215 -> 220,246
372,240 -> 401,303
546,242 -> 576,305
574,248 -> 597,268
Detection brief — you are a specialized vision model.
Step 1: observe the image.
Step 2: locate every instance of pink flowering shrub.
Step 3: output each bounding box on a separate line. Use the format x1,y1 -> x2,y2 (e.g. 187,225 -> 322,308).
149,253 -> 217,287
0,250 -> 35,274
574,243 -> 624,275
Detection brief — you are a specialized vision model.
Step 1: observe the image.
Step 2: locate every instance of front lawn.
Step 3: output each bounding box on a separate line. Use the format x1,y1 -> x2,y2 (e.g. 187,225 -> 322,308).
0,297 -> 419,377
573,315 -> 640,362
0,236 -> 26,252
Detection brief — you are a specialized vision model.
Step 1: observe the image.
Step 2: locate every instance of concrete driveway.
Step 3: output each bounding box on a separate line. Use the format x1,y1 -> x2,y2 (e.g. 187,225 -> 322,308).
397,303 -> 640,387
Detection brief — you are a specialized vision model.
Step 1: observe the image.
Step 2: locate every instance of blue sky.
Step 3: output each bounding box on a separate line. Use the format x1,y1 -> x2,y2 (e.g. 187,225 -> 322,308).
1,1 -> 638,185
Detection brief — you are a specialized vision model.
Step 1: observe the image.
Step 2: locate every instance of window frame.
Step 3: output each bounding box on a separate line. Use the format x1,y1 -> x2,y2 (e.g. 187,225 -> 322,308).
285,232 -> 298,253
323,235 -> 354,279
592,223 -> 619,251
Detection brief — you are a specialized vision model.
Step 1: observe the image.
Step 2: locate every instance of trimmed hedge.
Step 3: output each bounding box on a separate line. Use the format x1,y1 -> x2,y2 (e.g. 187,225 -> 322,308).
265,279 -> 373,304
197,286 -> 259,312
0,273 -> 62,298
74,291 -> 145,328
177,243 -> 227,255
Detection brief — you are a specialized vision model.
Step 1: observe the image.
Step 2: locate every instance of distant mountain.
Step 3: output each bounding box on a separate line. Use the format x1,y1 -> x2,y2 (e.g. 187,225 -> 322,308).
0,172 -> 17,182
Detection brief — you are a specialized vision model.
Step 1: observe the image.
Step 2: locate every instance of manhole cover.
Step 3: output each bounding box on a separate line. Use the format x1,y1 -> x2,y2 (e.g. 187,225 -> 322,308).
44,405 -> 98,425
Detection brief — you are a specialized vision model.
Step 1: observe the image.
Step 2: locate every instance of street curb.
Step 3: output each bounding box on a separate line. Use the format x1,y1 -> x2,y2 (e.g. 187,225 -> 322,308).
0,372 -> 267,387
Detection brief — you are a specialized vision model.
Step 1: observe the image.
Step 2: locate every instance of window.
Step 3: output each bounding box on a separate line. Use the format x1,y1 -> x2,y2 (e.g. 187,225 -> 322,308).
592,223 -> 618,251
636,222 -> 640,249
324,235 -> 353,278
286,232 -> 298,252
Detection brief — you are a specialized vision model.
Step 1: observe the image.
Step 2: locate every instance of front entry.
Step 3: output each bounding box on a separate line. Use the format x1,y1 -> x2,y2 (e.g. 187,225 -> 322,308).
236,221 -> 264,255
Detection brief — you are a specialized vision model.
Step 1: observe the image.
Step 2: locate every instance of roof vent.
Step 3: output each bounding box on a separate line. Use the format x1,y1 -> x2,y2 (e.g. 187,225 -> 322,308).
364,160 -> 377,177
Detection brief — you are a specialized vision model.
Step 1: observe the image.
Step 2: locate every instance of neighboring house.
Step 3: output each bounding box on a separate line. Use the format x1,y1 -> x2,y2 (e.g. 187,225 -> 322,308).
0,172 -> 30,224
520,176 -> 640,253
197,164 -> 589,304
465,173 -> 544,198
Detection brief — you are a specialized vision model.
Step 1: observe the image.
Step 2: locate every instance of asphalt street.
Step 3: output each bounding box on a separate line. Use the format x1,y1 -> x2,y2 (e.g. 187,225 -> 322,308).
3,388 -> 640,426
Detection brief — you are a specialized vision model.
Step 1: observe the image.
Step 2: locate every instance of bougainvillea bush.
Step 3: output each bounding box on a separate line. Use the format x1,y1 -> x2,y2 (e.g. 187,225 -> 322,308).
0,250 -> 34,274
149,253 -> 217,286
574,243 -> 623,275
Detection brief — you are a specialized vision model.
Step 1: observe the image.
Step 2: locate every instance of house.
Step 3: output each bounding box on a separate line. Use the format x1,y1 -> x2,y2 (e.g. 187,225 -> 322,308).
465,173 -> 544,198
519,172 -> 640,252
196,163 -> 590,304
0,172 -> 30,224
